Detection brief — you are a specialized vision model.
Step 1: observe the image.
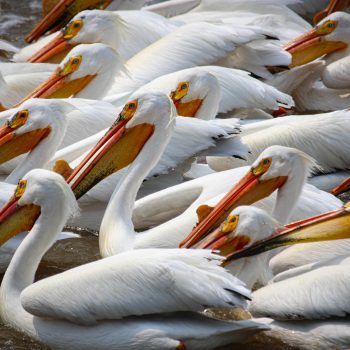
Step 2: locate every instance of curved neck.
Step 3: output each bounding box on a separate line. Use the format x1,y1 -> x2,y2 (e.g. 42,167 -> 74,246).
272,162 -> 309,224
1,203 -> 67,329
99,125 -> 171,257
6,124 -> 67,185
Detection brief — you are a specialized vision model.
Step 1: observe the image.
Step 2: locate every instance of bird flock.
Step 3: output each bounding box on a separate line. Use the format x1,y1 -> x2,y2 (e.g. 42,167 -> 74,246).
0,0 -> 350,349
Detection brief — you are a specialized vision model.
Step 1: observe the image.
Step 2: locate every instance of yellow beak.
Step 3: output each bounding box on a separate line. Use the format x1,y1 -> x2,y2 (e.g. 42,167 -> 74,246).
18,69 -> 95,105
0,195 -> 41,246
66,118 -> 155,199
284,28 -> 347,67
0,124 -> 51,164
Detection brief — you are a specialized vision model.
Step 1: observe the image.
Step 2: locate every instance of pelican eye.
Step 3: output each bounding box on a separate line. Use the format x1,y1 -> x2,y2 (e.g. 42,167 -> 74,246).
252,157 -> 272,176
15,180 -> 27,198
9,109 -> 29,129
221,215 -> 239,233
72,58 -> 80,65
181,83 -> 188,90
119,100 -> 138,120
64,19 -> 83,39
317,20 -> 338,35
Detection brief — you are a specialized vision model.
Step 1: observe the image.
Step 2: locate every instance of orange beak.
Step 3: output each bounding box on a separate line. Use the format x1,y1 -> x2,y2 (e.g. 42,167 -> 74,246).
0,194 -> 41,246
284,28 -> 347,67
174,99 -> 203,118
27,32 -> 73,63
25,0 -> 112,43
18,69 -> 95,105
332,176 -> 350,196
314,0 -> 350,24
226,204 -> 350,261
0,124 -> 51,164
179,170 -> 287,248
67,118 -> 155,199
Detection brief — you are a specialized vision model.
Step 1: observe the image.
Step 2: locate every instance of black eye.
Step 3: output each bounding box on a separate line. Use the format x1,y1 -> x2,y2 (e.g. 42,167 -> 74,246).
230,217 -> 236,223
181,84 -> 187,90
72,58 -> 80,64
263,159 -> 270,165
129,103 -> 135,109
73,22 -> 80,28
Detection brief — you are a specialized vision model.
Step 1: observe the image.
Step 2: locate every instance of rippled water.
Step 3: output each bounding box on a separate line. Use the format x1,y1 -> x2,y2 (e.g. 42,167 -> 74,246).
0,2 -> 329,349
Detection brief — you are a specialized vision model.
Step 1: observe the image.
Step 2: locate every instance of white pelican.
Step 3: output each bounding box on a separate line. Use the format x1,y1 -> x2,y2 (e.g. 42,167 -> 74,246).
178,146 -> 341,250
224,206 -> 350,349
25,0 -> 147,43
67,103 -> 341,248
282,12 -> 350,112
15,9 -> 178,63
107,65 -> 294,116
0,43 -> 124,108
104,21 -> 290,100
206,110 -> 350,176
0,97 -> 119,176
194,204 -> 350,288
0,157 -> 268,349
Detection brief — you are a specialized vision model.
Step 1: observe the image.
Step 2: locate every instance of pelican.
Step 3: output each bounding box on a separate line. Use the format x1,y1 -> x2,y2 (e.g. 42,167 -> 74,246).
206,110 -> 350,178
282,12 -> 350,112
108,65 -> 294,116
0,97 -> 119,176
179,146 -> 341,250
223,205 -> 350,349
104,21 -> 290,100
25,0 -> 147,43
67,102 -> 341,249
0,151 -> 267,348
16,10 -> 178,63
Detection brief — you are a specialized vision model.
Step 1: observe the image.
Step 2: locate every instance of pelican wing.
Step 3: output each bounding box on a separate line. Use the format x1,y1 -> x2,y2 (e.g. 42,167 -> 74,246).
106,22 -> 269,101
322,56 -> 350,90
149,117 -> 246,178
198,66 -> 294,112
250,256 -> 350,320
21,249 -> 250,325
228,110 -> 350,173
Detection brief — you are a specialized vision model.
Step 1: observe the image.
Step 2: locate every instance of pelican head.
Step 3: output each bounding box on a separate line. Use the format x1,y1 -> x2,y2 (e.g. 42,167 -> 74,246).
27,10 -> 120,63
314,0 -> 350,24
25,0 -> 112,43
0,169 -> 78,247
196,206 -> 281,257
180,145 -> 315,248
0,99 -> 72,172
65,92 -> 175,199
21,44 -> 122,103
169,70 -> 220,119
285,12 -> 350,67
225,202 -> 350,262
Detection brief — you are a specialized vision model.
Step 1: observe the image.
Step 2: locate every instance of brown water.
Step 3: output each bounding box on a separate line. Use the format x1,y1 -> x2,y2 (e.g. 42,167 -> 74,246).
0,2 -> 341,349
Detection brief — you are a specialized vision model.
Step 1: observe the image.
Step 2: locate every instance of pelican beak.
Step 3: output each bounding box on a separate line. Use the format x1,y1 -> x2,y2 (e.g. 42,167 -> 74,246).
284,25 -> 347,67
195,225 -> 251,258
226,204 -> 350,262
179,166 -> 287,248
314,0 -> 350,24
332,176 -> 350,195
25,0 -> 112,43
18,65 -> 95,104
27,32 -> 73,63
66,107 -> 155,199
0,190 -> 40,247
0,123 -> 51,165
